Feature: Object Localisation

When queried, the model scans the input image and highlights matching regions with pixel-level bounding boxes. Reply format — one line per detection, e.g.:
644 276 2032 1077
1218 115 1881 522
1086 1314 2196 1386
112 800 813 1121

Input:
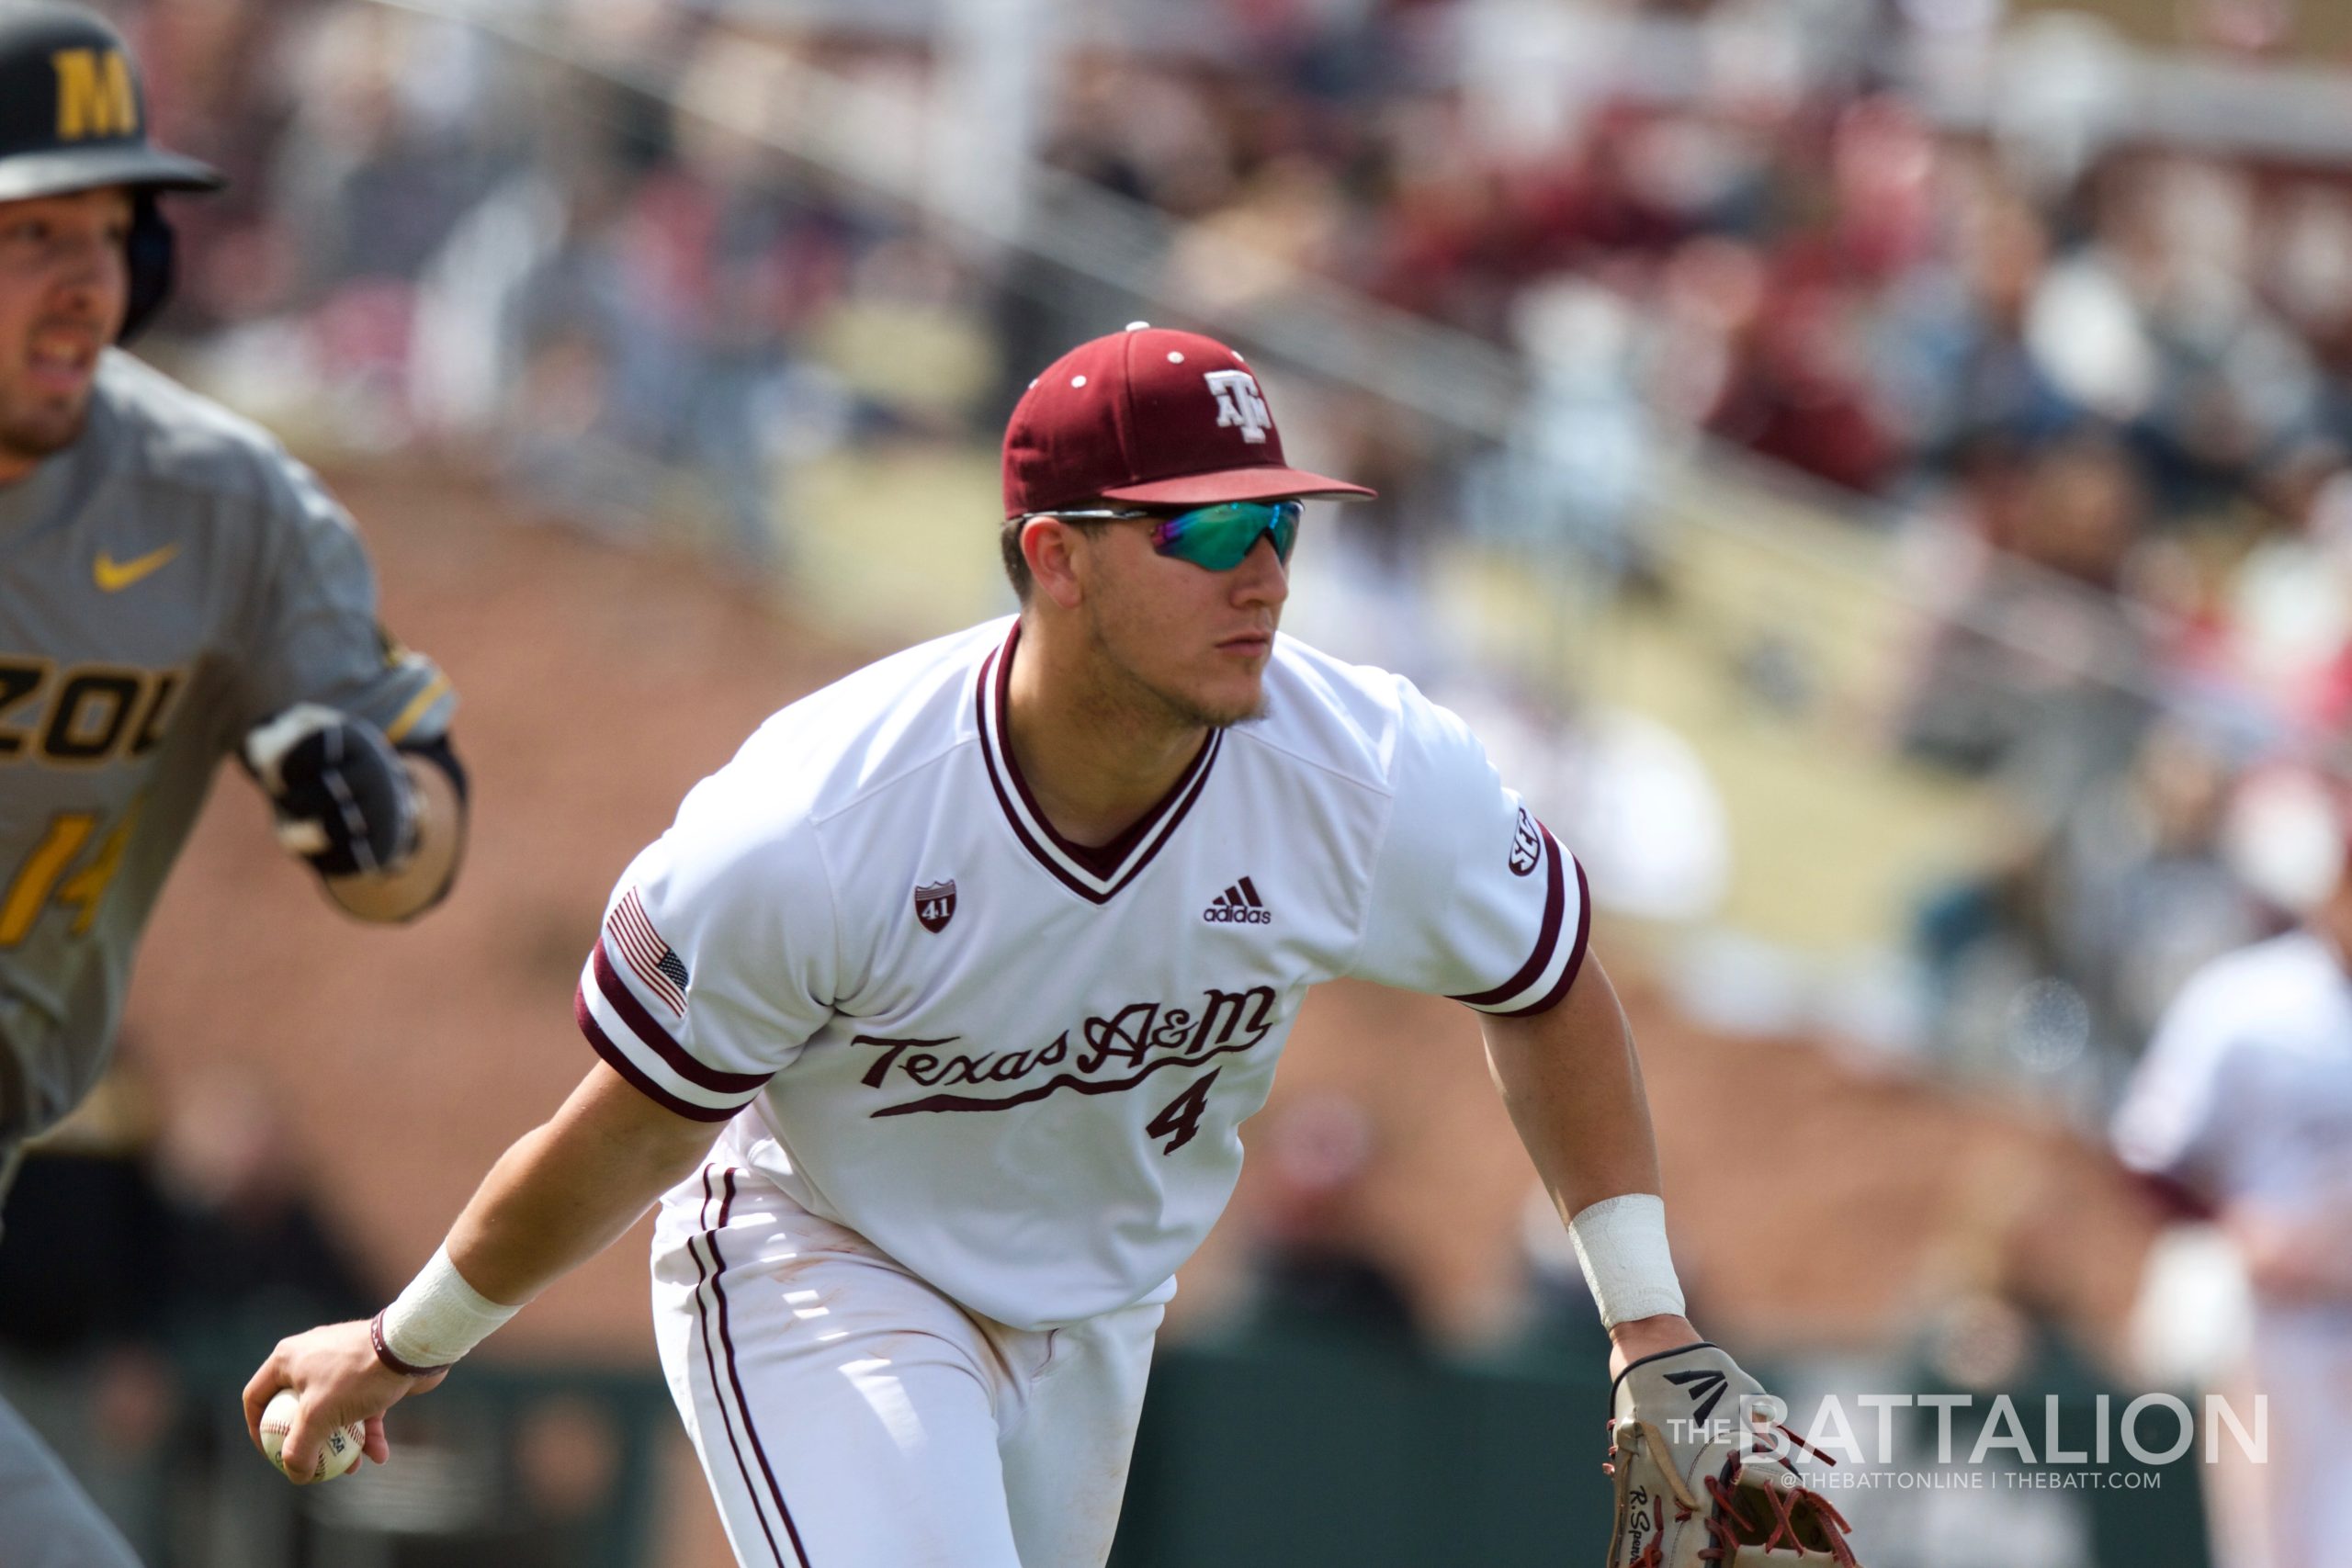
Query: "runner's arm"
321 748 466 921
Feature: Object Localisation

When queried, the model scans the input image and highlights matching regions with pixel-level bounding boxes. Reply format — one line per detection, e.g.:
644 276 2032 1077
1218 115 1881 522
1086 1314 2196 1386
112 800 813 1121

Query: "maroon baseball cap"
1002 324 1376 518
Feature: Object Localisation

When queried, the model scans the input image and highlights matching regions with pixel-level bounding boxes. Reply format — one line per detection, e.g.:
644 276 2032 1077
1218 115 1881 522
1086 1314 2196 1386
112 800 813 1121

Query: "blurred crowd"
1035 6 2352 1107
0 1056 375 1564
92 0 2352 1115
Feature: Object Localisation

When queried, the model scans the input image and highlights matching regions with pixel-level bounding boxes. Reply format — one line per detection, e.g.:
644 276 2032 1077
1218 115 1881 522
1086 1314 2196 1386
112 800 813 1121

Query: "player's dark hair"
1000 515 1032 600
1001 511 1109 603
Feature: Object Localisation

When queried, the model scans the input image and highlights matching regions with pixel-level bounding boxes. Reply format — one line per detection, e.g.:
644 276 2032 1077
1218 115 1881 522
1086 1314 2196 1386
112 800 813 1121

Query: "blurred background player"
2112 776 2352 1568
0 6 466 1563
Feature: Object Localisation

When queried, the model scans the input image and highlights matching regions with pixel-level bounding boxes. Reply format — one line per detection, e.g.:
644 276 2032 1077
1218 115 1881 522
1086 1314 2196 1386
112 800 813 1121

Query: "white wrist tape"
1567 1192 1685 1329
377 1245 520 1371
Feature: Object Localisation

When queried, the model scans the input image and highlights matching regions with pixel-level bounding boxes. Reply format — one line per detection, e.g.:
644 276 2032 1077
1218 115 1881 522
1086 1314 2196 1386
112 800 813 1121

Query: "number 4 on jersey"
1146 1069 1219 1155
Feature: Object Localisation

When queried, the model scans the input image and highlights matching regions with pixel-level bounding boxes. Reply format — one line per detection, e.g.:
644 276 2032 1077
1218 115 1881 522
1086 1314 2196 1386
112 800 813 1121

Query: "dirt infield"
119 465 2165 1560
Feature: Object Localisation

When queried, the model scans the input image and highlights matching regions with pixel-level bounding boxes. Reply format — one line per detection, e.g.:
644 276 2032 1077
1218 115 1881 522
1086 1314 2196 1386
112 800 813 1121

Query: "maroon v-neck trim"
992 624 1216 871
975 622 1220 905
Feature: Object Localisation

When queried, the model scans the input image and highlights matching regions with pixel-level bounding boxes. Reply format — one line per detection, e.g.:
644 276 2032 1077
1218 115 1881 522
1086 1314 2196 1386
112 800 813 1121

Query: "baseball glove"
1603 1342 1859 1567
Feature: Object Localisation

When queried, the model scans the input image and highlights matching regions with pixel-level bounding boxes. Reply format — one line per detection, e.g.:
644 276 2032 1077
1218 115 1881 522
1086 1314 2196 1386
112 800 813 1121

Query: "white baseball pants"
2205 1317 2352 1568
650 1159 1162 1568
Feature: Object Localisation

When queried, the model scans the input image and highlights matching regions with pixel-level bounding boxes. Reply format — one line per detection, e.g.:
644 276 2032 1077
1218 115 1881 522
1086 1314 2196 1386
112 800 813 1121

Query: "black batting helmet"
0 3 223 342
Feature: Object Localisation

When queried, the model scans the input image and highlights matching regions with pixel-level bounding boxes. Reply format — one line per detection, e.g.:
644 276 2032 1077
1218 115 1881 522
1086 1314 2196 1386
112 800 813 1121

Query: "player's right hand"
243 704 418 877
243 1321 447 1483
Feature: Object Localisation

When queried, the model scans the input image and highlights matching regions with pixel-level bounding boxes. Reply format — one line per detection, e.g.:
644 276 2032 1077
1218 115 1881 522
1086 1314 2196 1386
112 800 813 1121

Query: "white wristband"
1567 1193 1686 1329
374 1245 520 1373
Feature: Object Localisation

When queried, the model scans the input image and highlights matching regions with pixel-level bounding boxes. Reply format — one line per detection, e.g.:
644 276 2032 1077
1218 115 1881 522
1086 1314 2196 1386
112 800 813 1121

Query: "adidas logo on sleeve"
1202 876 1272 924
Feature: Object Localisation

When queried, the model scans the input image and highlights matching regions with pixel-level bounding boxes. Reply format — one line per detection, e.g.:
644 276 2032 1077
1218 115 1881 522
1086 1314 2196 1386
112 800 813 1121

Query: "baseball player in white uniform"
2113 844 2352 1568
246 326 1804 1567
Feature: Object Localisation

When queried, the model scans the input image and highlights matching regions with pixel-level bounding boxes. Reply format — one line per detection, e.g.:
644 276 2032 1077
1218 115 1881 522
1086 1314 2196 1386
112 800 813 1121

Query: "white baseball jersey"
2113 931 2352 1220
579 617 1588 1331
2113 931 2352 1568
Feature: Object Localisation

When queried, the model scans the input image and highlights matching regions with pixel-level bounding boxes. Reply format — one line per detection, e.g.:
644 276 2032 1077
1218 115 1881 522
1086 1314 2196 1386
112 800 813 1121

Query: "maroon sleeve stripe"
1450 820 1566 1007
1494 855 1591 1018
593 942 770 1094
576 987 752 1123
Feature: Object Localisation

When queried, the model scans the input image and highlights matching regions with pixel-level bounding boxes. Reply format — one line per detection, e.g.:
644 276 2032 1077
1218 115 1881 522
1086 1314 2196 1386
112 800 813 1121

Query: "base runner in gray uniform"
0 7 470 1561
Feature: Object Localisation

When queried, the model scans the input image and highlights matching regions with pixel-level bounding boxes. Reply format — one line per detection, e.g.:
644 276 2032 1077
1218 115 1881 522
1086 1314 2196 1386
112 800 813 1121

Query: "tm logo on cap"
1204 371 1272 445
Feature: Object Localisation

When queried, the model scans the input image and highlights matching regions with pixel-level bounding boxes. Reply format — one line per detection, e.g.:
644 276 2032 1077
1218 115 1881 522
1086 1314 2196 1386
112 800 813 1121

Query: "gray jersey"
0 351 454 1142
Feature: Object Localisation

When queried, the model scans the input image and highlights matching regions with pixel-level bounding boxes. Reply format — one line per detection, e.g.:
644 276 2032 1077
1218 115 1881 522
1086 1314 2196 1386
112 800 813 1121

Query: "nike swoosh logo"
94 545 179 592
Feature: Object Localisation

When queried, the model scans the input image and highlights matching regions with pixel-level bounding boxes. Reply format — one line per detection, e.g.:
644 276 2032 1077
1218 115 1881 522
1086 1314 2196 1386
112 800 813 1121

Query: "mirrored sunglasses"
1029 499 1303 571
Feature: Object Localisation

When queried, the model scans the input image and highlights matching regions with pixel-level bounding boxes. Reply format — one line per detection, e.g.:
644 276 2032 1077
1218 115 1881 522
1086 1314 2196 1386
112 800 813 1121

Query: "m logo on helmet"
52 49 137 141
1204 371 1272 445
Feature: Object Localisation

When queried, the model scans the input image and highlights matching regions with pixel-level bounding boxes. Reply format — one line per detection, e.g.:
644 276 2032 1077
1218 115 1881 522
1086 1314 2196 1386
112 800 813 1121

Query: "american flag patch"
606 888 689 1015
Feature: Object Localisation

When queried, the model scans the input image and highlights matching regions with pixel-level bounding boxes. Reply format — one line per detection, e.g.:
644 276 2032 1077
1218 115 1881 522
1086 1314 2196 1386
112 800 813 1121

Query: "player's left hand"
243 1320 447 1483
1602 1341 1860 1565
243 705 417 877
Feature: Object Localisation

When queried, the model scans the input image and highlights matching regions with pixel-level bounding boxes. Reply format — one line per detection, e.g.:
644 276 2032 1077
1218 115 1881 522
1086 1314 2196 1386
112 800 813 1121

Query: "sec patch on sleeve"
1510 805 1542 876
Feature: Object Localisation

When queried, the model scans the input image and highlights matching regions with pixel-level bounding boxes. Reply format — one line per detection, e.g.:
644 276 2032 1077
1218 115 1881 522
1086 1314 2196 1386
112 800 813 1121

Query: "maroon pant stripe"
690 1166 791 1567
709 1168 816 1566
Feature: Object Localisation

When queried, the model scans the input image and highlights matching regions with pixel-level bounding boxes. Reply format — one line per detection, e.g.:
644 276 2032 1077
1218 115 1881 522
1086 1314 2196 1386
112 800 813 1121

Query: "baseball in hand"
259 1389 365 1483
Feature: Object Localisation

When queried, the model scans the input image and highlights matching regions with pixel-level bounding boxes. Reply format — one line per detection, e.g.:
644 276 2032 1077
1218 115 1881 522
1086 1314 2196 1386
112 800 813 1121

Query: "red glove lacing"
1608 1420 1860 1567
